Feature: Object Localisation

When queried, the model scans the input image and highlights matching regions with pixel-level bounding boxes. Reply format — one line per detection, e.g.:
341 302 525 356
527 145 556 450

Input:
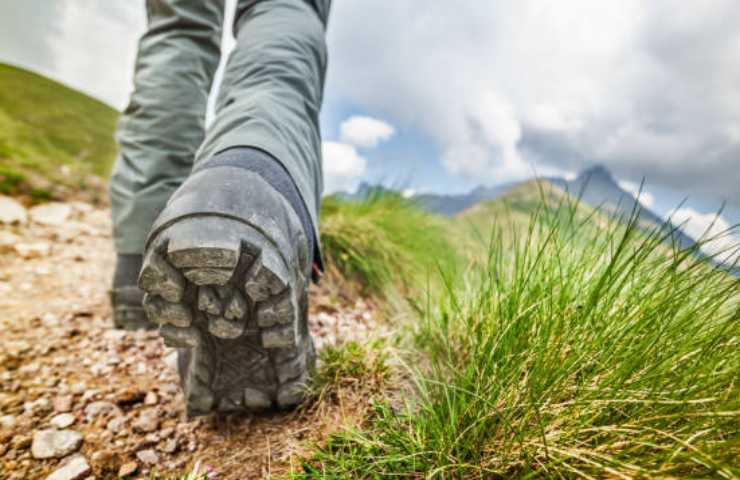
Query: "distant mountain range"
352 165 666 220
343 165 738 276
545 165 696 250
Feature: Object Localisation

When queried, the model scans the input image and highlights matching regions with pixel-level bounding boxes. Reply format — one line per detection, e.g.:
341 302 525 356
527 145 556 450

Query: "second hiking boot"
138 149 315 416
111 254 154 330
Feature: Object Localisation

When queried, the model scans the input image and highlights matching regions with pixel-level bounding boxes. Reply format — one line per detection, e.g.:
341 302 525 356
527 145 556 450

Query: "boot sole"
139 215 314 416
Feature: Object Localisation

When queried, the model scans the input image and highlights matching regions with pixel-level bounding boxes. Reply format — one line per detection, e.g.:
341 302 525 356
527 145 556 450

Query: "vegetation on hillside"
296 191 740 478
319 192 457 296
0 63 118 202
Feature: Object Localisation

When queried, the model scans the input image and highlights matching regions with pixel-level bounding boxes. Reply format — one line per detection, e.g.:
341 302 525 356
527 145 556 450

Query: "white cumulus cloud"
618 180 655 208
669 207 740 266
321 141 367 194
339 115 395 148
326 0 740 203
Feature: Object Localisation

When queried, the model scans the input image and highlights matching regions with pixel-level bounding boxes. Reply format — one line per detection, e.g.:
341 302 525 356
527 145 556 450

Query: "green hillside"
0 63 118 202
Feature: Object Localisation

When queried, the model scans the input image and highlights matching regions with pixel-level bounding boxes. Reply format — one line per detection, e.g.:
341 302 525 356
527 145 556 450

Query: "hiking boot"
138 149 315 416
111 254 155 330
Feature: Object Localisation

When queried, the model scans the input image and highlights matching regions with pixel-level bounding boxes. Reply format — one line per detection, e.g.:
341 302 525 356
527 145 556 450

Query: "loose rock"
0 195 27 224
90 449 118 472
15 242 51 259
31 429 83 459
136 448 159 465
84 401 119 421
69 201 93 214
133 408 159 433
106 416 126 432
0 414 16 430
0 231 21 253
24 397 52 414
116 387 145 406
70 382 87 395
11 434 31 449
53 395 74 413
118 461 138 477
144 391 158 406
160 438 178 454
79 389 99 404
50 413 76 429
46 454 90 480
29 202 72 226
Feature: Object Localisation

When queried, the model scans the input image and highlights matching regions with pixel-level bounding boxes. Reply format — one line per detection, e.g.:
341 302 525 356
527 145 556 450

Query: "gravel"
0 201 387 479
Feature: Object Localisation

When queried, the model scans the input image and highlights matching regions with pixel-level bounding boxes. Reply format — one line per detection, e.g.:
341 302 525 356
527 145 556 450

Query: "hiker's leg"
110 0 225 256
194 0 331 258
138 0 331 415
109 0 224 329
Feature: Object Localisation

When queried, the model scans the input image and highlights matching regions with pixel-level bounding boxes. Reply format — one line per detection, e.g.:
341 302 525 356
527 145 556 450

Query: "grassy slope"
295 184 739 479
0 63 118 201
320 192 459 297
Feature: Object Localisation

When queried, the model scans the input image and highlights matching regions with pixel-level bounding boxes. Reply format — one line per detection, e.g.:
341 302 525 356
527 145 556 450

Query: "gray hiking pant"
109 0 330 255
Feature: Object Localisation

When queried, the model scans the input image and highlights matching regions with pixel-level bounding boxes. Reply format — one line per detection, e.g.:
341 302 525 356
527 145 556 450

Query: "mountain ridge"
341 165 740 275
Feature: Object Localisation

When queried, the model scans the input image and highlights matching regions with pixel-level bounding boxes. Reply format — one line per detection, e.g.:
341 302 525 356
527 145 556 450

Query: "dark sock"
113 254 143 288
196 147 316 264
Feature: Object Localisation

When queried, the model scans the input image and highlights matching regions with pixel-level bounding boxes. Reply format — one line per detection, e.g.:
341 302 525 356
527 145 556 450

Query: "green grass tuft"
296 195 740 478
320 192 457 295
311 340 390 396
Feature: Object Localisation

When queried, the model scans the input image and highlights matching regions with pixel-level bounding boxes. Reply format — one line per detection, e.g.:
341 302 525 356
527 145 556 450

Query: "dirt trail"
0 201 382 479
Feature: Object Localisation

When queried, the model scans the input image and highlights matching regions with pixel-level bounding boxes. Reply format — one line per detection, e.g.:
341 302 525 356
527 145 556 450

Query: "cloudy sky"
1 0 738 255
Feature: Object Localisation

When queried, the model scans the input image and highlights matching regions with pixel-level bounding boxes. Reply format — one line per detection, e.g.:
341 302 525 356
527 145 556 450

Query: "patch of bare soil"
0 199 387 479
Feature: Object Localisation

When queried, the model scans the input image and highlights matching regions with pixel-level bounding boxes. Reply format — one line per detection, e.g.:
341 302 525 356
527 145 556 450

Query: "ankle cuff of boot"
195 147 317 273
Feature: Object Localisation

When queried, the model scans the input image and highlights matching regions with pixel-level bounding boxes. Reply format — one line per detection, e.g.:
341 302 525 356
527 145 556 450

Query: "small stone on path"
71 382 87 395
144 391 158 405
11 434 31 449
24 397 52 414
29 202 72 226
70 201 93 214
136 448 159 465
45 454 90 480
133 408 159 433
15 242 51 259
53 395 73 413
106 416 126 432
160 438 178 454
84 401 119 421
118 461 138 477
50 413 76 429
103 329 127 342
0 414 16 429
31 429 83 459
0 231 21 253
0 195 27 224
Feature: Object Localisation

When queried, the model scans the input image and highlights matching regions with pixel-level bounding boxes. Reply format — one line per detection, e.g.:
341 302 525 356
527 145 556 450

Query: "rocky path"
0 197 383 479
